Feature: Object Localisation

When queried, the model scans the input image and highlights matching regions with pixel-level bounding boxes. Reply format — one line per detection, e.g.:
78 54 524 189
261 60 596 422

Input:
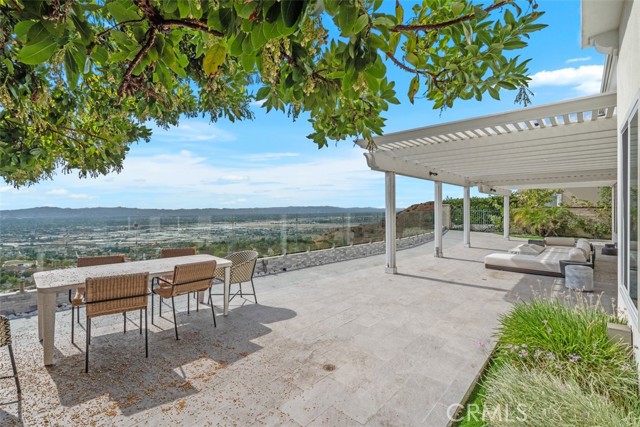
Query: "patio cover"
356 92 617 191
356 92 617 270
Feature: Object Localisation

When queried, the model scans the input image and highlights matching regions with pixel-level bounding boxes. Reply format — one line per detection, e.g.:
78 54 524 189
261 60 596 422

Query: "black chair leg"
187 293 190 315
159 296 163 318
139 309 143 335
144 309 148 358
250 279 258 304
151 293 155 326
123 313 127 334
171 296 179 340
85 318 91 373
239 283 243 297
208 290 217 328
77 306 81 325
7 344 20 395
71 305 75 344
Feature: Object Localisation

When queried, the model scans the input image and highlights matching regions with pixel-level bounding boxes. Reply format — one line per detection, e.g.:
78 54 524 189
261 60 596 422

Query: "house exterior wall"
615 0 640 358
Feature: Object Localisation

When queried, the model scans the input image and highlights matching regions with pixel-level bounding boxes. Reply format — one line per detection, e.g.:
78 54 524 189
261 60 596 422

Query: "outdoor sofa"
484 237 595 277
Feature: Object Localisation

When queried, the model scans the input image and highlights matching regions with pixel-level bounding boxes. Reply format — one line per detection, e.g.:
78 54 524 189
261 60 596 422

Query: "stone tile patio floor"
0 231 617 426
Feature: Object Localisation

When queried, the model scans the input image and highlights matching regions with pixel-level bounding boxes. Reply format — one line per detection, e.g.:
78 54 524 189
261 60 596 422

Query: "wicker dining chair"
0 315 20 395
159 247 197 286
84 272 149 373
70 255 126 344
151 260 217 340
213 250 259 304
160 247 197 258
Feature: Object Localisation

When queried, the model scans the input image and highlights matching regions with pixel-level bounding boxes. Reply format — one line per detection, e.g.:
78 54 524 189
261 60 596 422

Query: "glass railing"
0 211 434 293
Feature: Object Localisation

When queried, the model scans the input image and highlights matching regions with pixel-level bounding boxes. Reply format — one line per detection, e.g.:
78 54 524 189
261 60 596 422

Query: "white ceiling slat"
605 106 614 118
356 92 616 147
359 92 617 190
397 119 615 159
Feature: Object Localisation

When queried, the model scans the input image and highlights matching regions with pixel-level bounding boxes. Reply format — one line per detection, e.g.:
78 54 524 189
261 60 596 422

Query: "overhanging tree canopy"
0 0 544 186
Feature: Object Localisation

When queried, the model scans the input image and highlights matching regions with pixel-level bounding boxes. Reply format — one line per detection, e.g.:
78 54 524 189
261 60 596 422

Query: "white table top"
34 254 232 293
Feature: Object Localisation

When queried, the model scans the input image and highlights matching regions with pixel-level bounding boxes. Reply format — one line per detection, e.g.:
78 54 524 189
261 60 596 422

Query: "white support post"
434 181 443 257
463 185 471 247
385 172 397 274
503 195 510 240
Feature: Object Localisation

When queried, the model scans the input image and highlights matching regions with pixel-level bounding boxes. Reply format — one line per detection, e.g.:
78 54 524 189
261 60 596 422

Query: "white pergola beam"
358 92 616 148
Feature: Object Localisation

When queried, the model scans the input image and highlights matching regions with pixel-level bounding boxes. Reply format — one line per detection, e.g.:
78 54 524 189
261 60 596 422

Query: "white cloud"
18 148 381 208
250 99 266 107
218 175 250 182
566 56 591 64
529 65 603 96
245 152 300 162
0 186 14 193
149 121 236 144
46 188 94 200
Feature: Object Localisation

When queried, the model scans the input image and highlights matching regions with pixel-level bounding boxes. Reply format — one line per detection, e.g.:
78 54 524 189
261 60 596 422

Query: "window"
623 108 639 309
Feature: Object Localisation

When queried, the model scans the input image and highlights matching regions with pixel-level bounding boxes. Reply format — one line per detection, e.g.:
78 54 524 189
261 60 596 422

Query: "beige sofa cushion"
567 248 587 262
544 237 576 247
576 239 592 259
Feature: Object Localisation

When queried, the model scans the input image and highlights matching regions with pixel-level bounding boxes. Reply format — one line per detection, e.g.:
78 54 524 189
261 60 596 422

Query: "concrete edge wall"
0 230 441 316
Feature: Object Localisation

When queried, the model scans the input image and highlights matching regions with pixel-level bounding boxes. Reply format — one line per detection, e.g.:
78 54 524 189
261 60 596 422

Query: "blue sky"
0 0 606 210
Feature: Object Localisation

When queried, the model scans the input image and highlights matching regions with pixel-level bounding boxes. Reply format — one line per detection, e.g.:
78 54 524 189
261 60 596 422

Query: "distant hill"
0 206 386 220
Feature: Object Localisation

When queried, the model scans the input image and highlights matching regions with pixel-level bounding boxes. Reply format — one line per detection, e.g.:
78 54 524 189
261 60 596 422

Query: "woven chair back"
0 315 11 347
217 250 258 284
78 255 125 267
85 273 149 318
169 261 217 296
160 247 197 258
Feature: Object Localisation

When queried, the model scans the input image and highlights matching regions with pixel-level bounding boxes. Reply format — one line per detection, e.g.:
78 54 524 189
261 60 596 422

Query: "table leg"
224 266 230 316
38 292 57 366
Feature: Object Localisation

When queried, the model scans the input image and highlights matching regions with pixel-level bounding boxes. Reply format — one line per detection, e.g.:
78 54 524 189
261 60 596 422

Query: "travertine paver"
0 231 616 426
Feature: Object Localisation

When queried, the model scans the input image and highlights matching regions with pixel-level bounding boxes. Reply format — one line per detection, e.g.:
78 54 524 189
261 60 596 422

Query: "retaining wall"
0 231 440 316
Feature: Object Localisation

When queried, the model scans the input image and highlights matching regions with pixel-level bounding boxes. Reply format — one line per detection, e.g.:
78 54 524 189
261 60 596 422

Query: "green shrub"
494 298 639 413
483 364 640 427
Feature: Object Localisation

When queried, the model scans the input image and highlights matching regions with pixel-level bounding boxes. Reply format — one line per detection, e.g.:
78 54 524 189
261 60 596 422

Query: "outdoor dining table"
34 254 233 366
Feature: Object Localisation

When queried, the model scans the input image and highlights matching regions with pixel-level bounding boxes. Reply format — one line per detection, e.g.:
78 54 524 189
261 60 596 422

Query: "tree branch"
118 27 157 100
162 19 223 37
95 18 146 40
390 1 511 33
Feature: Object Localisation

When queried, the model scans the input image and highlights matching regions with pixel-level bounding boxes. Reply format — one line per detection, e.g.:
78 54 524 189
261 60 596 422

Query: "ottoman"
564 265 594 292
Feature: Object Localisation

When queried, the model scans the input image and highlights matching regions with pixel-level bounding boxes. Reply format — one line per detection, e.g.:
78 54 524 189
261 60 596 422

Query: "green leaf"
405 52 418 67
106 2 140 22
26 22 49 44
16 39 58 65
395 0 404 23
178 0 190 18
241 52 254 72
14 21 35 42
408 75 419 104
488 85 500 100
353 14 369 34
71 14 93 45
203 44 226 75
281 0 305 27
373 16 395 29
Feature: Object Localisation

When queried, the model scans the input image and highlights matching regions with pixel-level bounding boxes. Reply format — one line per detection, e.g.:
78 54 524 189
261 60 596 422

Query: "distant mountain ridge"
0 206 385 219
